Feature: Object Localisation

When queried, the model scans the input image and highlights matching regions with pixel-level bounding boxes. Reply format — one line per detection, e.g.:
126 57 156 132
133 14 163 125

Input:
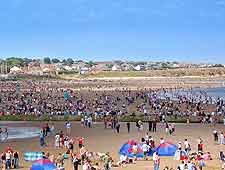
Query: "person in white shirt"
65 121 71 136
184 139 190 154
178 142 182 150
145 133 149 142
6 151 12 170
142 142 150 160
87 116 92 128
178 161 185 170
55 134 60 148
82 160 92 170
160 138 165 144
153 152 160 170
84 116 88 127
119 154 128 165
220 132 224 145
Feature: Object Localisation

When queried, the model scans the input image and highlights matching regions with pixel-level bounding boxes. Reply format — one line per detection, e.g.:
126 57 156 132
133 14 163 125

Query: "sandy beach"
0 122 224 170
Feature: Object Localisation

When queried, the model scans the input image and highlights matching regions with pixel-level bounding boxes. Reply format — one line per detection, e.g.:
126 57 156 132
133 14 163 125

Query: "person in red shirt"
78 137 84 149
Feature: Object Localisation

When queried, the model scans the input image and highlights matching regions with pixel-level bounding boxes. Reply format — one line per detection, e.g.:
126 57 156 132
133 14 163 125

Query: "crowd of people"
0 80 225 170
0 148 19 170
0 81 225 125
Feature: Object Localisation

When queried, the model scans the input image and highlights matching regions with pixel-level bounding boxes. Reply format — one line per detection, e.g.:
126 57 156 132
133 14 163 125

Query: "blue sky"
0 0 225 63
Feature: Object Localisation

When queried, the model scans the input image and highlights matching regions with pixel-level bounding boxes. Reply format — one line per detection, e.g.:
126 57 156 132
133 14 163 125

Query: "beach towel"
24 152 44 162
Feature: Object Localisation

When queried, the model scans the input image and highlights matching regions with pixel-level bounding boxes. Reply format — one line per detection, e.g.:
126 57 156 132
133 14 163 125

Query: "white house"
134 65 145 71
134 65 141 71
63 65 73 71
112 65 121 71
80 67 90 74
10 66 22 74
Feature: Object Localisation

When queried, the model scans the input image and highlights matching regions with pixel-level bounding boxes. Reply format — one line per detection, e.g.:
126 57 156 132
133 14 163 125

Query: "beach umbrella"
31 159 56 170
156 142 178 156
119 140 154 158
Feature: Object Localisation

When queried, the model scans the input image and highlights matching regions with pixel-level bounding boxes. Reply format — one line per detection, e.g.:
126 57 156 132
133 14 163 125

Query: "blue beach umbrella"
31 159 56 170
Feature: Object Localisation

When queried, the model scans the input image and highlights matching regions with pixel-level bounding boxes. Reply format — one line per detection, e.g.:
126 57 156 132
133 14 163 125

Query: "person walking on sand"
138 120 143 132
4 128 8 142
220 132 224 145
142 142 150 160
72 153 81 170
153 120 157 132
39 130 45 147
136 120 140 132
213 130 218 143
184 139 191 154
148 120 152 132
197 137 203 152
126 122 130 133
87 116 92 128
153 152 160 170
65 121 72 136
116 122 120 133
55 133 60 148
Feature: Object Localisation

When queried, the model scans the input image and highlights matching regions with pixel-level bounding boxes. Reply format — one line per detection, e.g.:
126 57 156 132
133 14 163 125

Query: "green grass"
58 68 225 79
0 114 223 123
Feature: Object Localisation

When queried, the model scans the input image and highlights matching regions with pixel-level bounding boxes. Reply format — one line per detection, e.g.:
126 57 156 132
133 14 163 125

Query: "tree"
212 64 224 68
61 58 74 65
43 57 51 64
66 58 74 65
86 61 96 67
106 64 113 69
23 58 33 66
52 58 61 63
5 57 25 68
161 63 169 69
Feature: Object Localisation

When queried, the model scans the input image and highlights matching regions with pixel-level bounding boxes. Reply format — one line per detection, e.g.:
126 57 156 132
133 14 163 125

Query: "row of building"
2 61 225 75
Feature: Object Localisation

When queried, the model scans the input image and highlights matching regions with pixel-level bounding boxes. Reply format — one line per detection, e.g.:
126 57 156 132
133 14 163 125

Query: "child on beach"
132 143 138 161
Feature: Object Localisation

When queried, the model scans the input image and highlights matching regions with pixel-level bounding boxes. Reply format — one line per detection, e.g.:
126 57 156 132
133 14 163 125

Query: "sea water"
159 87 225 101
0 126 40 140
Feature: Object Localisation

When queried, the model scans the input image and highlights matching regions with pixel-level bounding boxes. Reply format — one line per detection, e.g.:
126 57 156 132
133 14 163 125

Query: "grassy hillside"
60 67 225 79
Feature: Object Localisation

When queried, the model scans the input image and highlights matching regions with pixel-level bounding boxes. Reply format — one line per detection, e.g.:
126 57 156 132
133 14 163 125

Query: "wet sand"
0 122 224 170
